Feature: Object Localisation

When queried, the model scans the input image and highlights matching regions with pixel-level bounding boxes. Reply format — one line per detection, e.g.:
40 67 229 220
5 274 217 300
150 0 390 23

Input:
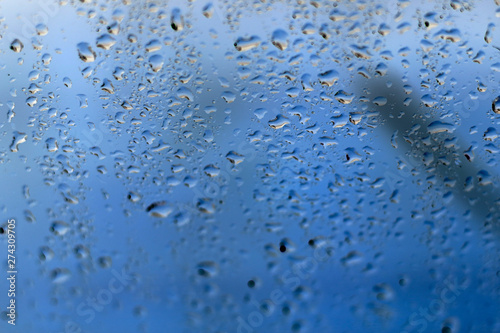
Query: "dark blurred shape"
356 72 500 235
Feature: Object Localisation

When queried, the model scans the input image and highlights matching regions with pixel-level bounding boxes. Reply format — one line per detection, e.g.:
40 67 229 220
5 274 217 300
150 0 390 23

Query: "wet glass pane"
0 0 499 332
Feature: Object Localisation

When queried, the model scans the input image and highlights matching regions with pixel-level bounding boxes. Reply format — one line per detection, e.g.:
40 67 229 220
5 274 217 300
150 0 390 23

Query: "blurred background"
0 0 499 332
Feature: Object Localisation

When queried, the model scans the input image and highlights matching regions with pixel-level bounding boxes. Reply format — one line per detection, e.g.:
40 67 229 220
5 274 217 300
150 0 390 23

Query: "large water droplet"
492 96 500 114
427 121 455 134
271 29 289 50
149 54 164 72
146 201 173 218
171 8 184 31
10 131 27 152
197 261 219 277
234 36 261 51
96 34 116 50
318 70 339 87
10 39 23 52
268 115 290 129
77 42 96 62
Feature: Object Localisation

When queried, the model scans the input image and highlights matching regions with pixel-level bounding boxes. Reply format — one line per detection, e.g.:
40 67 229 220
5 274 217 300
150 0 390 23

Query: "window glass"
0 0 499 332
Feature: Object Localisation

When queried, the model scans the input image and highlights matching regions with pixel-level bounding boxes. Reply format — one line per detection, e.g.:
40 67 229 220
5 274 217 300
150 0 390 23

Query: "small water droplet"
197 261 219 277
51 268 71 284
202 3 214 18
39 246 54 261
10 131 27 152
50 221 70 236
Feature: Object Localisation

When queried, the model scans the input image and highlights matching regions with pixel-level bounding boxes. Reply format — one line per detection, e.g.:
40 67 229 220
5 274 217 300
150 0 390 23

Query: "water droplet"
42 53 52 65
26 96 37 107
483 127 498 141
10 39 23 52
81 66 93 78
335 90 354 104
318 70 339 87
226 151 244 165
254 108 267 119
271 29 288 50
149 54 164 72
146 201 172 218
350 44 372 59
77 42 96 62
221 91 236 103
63 77 72 88
101 78 115 94
145 39 162 53
173 212 190 226
107 22 120 35
234 36 261 51
171 8 184 31
36 23 49 36
427 121 455 134
301 22 316 35
434 28 461 42
202 3 214 18
422 94 438 107
341 251 363 266
378 23 391 36
492 96 500 114
50 221 70 236
203 164 220 177
77 94 88 108
477 170 492 186
128 34 137 43
372 96 387 106
127 191 142 203
10 131 27 152
373 283 394 301
96 34 116 50
197 261 219 277
268 115 290 129
133 306 148 318
98 256 112 268
45 138 58 152
176 87 194 101
197 198 215 214
51 268 71 284
39 246 54 261
74 245 90 259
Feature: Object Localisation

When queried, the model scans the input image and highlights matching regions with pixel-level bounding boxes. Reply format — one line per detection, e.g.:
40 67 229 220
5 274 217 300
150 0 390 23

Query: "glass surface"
0 0 499 332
